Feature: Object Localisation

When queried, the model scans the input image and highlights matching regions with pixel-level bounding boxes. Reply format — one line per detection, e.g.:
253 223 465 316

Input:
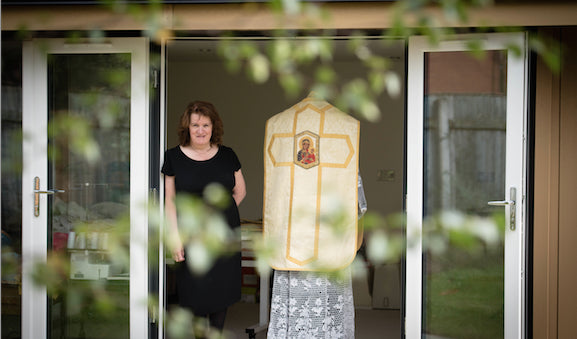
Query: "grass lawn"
425 255 504 339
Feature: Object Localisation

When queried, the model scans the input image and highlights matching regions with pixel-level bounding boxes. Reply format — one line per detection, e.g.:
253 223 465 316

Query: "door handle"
488 187 516 231
34 176 65 217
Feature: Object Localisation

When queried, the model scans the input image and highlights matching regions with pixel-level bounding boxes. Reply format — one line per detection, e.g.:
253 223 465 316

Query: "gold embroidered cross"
266 101 355 266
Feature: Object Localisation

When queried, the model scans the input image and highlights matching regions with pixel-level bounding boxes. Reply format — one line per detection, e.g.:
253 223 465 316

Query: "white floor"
224 302 401 339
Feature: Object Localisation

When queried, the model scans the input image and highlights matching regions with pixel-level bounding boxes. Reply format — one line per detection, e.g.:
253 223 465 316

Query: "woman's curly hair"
178 101 224 146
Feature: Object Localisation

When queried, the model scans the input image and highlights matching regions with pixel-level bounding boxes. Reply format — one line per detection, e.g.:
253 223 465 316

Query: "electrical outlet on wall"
377 169 396 182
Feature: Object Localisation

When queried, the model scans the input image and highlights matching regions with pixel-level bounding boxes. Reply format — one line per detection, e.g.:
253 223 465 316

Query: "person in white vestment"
264 95 364 338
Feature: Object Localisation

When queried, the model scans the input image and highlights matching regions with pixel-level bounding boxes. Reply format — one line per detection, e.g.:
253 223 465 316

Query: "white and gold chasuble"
263 96 360 271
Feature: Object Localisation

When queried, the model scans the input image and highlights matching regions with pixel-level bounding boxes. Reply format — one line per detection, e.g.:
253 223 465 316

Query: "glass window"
423 50 507 339
47 53 131 338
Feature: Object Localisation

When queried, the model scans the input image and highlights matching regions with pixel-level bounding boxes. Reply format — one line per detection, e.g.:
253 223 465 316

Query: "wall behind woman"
166 40 405 224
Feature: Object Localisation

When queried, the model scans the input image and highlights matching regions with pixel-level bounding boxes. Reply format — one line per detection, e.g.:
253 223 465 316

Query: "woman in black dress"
162 101 246 333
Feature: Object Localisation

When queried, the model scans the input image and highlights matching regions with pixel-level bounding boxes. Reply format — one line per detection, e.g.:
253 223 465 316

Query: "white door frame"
21 37 150 339
405 32 528 338
157 39 168 339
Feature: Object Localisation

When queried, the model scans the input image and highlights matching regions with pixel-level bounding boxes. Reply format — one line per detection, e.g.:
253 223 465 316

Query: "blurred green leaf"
248 53 270 83
166 308 194 339
203 183 231 209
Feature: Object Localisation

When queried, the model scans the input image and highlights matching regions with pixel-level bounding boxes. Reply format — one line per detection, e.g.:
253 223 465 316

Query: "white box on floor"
372 263 401 309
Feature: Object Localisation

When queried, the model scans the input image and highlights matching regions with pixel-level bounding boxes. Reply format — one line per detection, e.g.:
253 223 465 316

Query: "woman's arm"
165 175 184 262
232 169 247 206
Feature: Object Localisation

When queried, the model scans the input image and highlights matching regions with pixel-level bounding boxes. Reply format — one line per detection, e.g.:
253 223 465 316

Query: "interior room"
164 37 406 338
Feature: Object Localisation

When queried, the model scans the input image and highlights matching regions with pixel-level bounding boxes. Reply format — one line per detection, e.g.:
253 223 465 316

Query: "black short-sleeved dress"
161 145 242 315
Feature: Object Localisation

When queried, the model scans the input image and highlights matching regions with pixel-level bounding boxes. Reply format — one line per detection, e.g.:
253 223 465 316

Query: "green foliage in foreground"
4 0 563 337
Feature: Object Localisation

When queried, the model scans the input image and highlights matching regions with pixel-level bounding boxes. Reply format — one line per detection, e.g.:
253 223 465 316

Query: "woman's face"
188 113 213 147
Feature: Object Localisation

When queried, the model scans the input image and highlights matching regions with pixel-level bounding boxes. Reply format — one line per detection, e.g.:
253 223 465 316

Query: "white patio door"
22 38 150 339
406 33 527 338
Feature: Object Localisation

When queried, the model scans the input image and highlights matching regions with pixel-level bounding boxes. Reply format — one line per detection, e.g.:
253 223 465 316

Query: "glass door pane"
22 38 149 339
47 53 131 338
422 50 507 339
406 33 527 339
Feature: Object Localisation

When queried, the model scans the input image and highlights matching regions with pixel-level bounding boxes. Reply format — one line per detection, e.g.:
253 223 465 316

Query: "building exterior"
2 1 577 338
